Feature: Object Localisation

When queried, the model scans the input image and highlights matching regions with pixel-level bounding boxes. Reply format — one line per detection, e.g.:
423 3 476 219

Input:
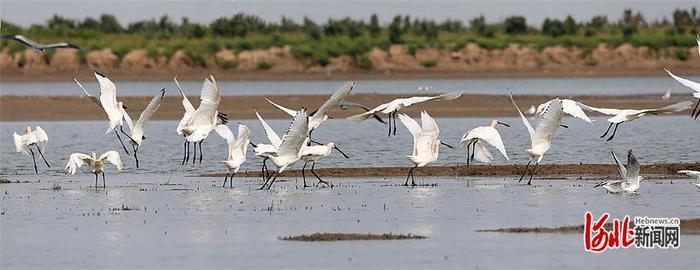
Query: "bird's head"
328 142 350 159
118 101 127 111
490 120 510 128
25 126 32 133
91 152 97 159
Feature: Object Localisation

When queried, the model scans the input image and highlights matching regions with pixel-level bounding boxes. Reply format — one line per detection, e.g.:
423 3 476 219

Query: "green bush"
675 48 689 61
112 45 132 59
17 54 26 68
257 60 272 70
584 57 598 66
357 54 372 69
219 60 238 69
421 59 437 68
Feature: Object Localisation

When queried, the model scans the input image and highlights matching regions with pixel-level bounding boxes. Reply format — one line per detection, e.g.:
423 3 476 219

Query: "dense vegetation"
1 8 699 66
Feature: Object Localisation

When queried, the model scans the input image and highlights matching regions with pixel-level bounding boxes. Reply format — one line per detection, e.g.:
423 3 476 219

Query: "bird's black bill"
440 142 455 149
333 146 350 159
560 124 569 128
497 121 510 127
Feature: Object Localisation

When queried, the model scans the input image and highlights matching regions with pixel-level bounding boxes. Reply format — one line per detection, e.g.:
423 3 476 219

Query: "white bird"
13 126 51 174
662 90 671 100
178 75 226 164
65 151 123 188
348 91 462 137
214 123 250 188
398 111 453 186
300 141 349 188
536 99 592 124
251 111 283 182
510 94 565 185
594 150 641 194
267 81 355 137
126 89 165 168
677 170 700 189
664 68 700 119
2 34 81 53
339 101 387 125
75 70 133 154
579 101 693 141
259 108 310 190
460 120 509 165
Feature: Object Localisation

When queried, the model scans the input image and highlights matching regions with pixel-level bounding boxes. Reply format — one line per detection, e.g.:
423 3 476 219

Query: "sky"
1 0 698 27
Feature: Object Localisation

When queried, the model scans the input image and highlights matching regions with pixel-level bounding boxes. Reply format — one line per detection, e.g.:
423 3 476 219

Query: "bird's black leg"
600 123 613 139
527 162 539 185
133 146 140 168
192 141 197 164
470 141 476 162
261 158 269 183
182 141 188 165
28 148 38 174
387 112 392 137
230 172 234 188
466 142 471 166
102 171 106 188
392 112 397 136
411 166 417 187
404 165 416 186
691 99 700 118
35 145 50 168
302 162 309 188
606 123 620 142
222 173 229 187
259 171 274 190
518 160 532 183
265 173 279 190
94 173 98 189
311 163 329 187
198 141 204 164
115 130 130 155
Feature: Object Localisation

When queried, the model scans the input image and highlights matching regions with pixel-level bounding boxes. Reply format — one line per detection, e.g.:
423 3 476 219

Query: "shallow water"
0 176 698 269
1 116 698 176
2 76 699 96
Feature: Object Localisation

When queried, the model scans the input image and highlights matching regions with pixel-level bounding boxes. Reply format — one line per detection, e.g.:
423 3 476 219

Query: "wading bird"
460 120 509 165
251 111 283 182
664 69 700 119
65 151 122 189
267 81 355 137
510 94 565 185
2 34 81 53
214 123 250 188
348 91 462 137
13 126 50 174
677 170 700 189
398 111 453 186
178 76 227 164
300 141 349 188
579 101 692 141
259 109 310 190
173 76 228 164
126 89 165 168
74 70 133 154
339 101 386 124
594 150 641 194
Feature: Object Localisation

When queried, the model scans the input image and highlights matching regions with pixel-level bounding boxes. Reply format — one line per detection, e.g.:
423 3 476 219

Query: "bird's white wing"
214 124 235 148
33 126 49 153
399 91 463 107
10 35 40 48
256 111 282 148
611 151 628 180
509 93 535 141
347 102 389 122
173 76 196 113
562 99 592 123
419 111 439 134
640 101 693 115
267 99 298 117
74 78 103 110
472 141 494 163
277 109 309 156
468 127 509 160
192 76 220 126
99 151 123 171
577 103 623 116
532 98 564 146
678 170 700 179
13 133 27 154
664 69 700 93
398 113 421 138
65 153 91 175
234 123 251 150
315 81 355 117
134 89 165 132
95 71 123 123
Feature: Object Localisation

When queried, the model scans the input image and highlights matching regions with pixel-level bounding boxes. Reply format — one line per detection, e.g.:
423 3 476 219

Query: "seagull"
398 111 453 186
535 99 592 124
662 90 671 100
2 34 82 53
300 141 349 188
594 150 641 194
510 94 565 185
460 120 509 166
348 91 462 137
173 76 228 165
13 126 51 174
664 69 700 119
579 101 692 141
126 89 165 168
74 70 133 154
214 123 250 188
259 108 310 190
178 75 227 164
267 81 355 137
251 111 283 182
339 101 387 125
677 170 700 189
65 151 123 189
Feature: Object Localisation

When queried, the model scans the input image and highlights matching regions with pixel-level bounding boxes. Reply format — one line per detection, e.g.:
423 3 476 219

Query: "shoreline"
0 93 694 121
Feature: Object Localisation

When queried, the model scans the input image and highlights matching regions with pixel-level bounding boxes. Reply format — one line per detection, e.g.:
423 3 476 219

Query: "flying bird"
267 81 355 137
13 126 50 174
300 141 349 188
2 34 81 53
126 89 165 168
348 91 462 137
75 70 133 154
594 150 641 194
259 108 310 190
664 69 700 119
579 101 692 141
398 111 453 186
214 123 250 188
460 120 509 166
510 94 565 185
339 100 386 125
251 111 283 182
678 170 700 189
177 75 227 164
65 151 123 189
535 99 592 123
